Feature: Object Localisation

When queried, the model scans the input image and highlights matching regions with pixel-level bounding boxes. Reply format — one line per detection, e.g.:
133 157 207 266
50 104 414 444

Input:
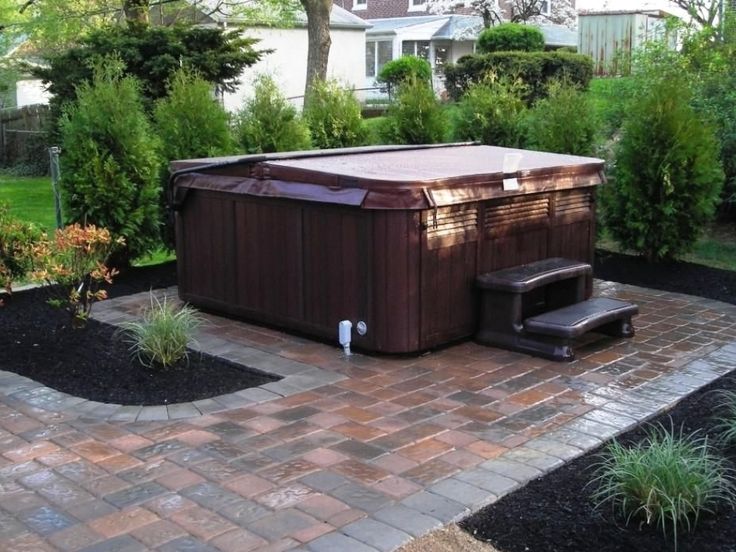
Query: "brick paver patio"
1 281 736 551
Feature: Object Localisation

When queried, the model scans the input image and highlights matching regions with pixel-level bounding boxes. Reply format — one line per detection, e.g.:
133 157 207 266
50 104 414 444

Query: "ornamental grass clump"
121 294 203 368
713 390 736 446
590 424 736 550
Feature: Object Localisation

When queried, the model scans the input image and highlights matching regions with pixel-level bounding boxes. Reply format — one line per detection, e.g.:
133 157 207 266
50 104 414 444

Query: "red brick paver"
0 282 735 551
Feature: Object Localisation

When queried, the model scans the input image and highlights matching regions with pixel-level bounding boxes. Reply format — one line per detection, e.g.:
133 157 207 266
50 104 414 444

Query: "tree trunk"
123 0 150 26
300 0 332 98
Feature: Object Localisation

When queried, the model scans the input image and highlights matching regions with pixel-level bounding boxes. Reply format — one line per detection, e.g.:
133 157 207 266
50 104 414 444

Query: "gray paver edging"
384 341 736 550
0 291 347 422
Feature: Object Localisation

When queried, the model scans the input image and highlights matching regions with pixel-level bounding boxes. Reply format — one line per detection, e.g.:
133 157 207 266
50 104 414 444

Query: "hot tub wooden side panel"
176 190 423 353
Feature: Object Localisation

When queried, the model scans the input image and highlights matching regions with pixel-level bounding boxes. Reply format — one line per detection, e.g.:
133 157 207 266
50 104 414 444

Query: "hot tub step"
524 297 638 339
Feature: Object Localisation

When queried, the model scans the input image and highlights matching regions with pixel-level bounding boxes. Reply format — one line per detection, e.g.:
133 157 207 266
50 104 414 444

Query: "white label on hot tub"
503 153 522 191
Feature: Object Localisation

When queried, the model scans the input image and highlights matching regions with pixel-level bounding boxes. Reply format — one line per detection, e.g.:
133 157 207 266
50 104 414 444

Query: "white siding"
223 26 366 112
15 79 51 107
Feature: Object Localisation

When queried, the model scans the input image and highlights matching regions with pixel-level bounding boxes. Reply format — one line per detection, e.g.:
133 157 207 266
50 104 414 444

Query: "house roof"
368 15 576 47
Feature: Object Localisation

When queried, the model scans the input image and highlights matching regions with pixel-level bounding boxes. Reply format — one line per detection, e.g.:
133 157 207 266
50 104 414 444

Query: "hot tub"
170 144 605 354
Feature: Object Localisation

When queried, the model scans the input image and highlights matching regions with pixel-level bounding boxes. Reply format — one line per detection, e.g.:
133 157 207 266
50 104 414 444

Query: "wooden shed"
578 9 678 75
170 144 605 354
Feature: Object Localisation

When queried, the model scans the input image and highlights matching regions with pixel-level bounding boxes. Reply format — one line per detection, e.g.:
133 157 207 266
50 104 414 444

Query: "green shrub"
235 75 311 153
601 71 723 262
453 77 527 147
377 55 432 94
588 77 636 140
525 80 598 156
477 23 545 54
120 293 203 368
155 69 236 162
591 425 736 550
0 203 37 296
59 61 162 266
154 69 236 248
381 78 446 145
304 79 366 149
34 25 263 132
444 51 594 103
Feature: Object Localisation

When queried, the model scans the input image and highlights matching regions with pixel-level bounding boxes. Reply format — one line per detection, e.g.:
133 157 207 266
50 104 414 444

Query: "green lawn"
598 226 736 272
0 172 174 267
0 174 58 231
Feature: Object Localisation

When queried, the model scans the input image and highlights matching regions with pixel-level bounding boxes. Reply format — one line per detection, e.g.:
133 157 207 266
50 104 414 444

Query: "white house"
209 5 370 110
8 5 370 111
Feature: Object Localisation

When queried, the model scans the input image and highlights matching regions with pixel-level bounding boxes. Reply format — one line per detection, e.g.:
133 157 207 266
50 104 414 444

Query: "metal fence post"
49 146 63 229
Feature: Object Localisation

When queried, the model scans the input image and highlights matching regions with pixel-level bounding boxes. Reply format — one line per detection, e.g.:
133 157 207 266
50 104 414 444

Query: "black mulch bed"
462 253 736 551
0 262 279 406
461 369 736 552
595 249 736 305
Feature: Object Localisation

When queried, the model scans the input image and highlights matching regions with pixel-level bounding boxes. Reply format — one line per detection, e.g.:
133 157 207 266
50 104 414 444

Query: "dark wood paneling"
233 200 303 320
420 208 478 348
176 185 598 354
302 206 372 341
372 211 421 352
179 191 235 303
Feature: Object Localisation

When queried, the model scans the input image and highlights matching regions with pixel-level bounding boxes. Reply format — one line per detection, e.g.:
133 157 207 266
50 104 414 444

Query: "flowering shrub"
30 224 123 327
0 204 37 302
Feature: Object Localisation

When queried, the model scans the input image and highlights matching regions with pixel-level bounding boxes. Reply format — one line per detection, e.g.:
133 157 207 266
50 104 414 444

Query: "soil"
398 525 497 552
460 371 736 552
0 262 279 406
594 249 736 305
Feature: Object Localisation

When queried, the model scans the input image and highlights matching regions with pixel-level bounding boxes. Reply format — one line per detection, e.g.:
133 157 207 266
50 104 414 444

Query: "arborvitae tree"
60 61 162 266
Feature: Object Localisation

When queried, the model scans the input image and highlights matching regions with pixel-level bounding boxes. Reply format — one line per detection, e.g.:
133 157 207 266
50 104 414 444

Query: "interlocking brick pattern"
1 281 735 551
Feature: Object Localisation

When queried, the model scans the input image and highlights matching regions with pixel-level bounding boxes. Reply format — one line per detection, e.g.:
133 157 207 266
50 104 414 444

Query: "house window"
434 44 449 69
402 40 430 60
408 0 427 11
353 0 367 9
366 40 393 77
539 0 550 15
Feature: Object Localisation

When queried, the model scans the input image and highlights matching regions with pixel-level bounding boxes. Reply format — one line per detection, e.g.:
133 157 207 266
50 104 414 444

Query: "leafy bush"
30 224 122 327
381 77 446 145
377 55 432 94
120 294 202 368
0 204 37 297
235 75 311 153
591 425 736 550
453 76 527 147
525 79 598 156
444 51 594 103
601 70 723 262
477 23 545 54
59 61 162 266
304 79 366 149
34 25 263 129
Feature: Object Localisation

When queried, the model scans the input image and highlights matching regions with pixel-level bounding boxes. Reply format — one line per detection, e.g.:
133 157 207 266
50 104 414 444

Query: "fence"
0 104 50 171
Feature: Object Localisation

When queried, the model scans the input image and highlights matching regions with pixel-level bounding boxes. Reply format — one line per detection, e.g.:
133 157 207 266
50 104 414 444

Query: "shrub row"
444 51 594 103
